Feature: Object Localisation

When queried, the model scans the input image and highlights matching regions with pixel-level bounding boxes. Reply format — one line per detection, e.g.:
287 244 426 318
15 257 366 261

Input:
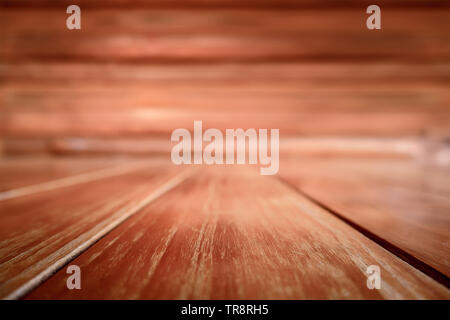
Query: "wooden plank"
2 137 427 157
279 157 450 278
280 137 425 158
2 62 448 140
0 157 127 192
2 0 448 9
3 82 449 113
0 137 171 156
0 160 190 299
3 62 450 85
1 9 449 62
3 111 449 138
26 166 449 299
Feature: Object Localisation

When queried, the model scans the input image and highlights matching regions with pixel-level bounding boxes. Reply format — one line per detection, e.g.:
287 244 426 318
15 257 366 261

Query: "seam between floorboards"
276 175 450 289
2 168 193 300
0 160 158 201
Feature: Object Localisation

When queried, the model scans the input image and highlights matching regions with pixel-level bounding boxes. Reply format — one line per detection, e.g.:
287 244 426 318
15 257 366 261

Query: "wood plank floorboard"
1 9 449 62
2 62 448 140
25 166 450 299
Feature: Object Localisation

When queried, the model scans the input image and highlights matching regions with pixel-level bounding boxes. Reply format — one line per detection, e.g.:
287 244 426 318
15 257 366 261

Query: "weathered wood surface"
4 110 448 138
25 166 449 299
1 136 430 158
1 9 449 62
2 62 449 141
0 157 126 192
0 160 189 299
3 62 450 84
3 68 449 114
1 7 449 153
279 157 450 278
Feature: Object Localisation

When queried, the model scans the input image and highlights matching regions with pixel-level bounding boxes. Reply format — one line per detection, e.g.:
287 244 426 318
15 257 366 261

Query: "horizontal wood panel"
3 111 449 138
2 137 433 158
1 9 449 62
2 61 448 145
26 166 449 299
279 157 450 277
0 161 188 299
1 0 449 301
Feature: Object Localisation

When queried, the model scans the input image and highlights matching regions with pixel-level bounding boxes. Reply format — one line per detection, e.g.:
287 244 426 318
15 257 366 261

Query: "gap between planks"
3 168 194 300
0 160 163 201
276 175 450 289
2 163 447 298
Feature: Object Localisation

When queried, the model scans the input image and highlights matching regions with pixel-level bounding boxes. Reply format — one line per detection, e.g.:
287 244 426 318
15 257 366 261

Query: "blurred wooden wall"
0 0 449 157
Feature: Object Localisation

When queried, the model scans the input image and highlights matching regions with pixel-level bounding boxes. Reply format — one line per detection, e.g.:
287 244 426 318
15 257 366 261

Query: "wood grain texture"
279 157 450 278
0 159 172 201
1 136 431 158
2 61 449 142
3 75 449 114
4 111 448 138
1 8 449 148
0 157 126 192
1 9 449 62
0 160 189 299
3 62 450 84
26 166 450 299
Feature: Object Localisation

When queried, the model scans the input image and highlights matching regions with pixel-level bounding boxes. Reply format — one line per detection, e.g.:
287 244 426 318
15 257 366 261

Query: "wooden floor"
0 0 449 299
0 157 447 299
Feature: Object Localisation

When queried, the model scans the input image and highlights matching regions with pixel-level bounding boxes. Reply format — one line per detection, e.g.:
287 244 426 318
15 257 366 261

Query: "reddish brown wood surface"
0 160 188 299
279 157 450 278
25 166 449 299
1 9 449 62
0 1 449 301
3 62 450 84
0 157 137 192
1 7 449 151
